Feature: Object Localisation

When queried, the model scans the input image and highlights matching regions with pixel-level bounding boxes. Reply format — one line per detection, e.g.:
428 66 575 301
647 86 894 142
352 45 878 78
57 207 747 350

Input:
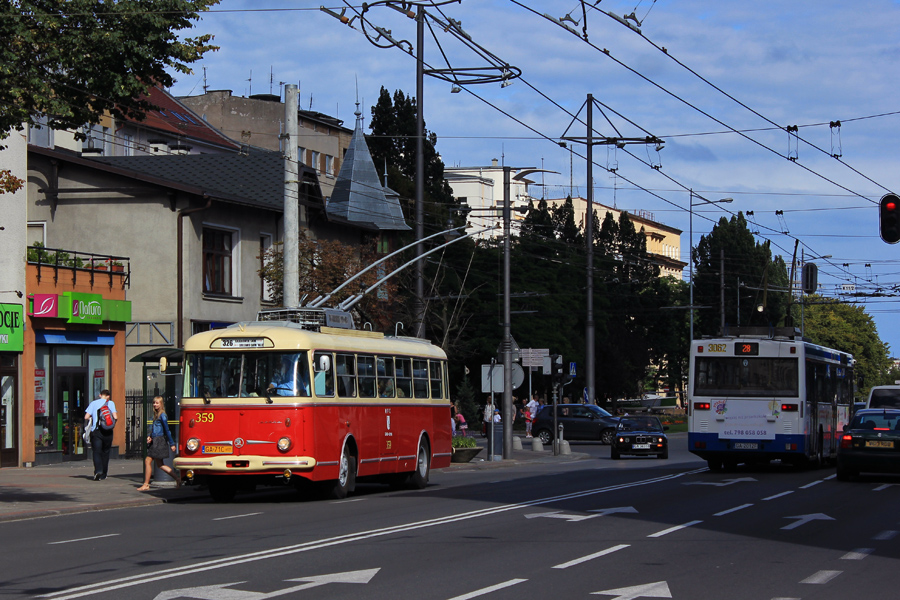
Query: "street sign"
520 348 549 367
569 362 576 376
481 364 503 393
583 387 589 404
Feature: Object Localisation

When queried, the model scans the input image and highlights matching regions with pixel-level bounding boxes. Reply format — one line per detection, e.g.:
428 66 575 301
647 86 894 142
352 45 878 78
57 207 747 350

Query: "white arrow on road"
683 477 756 487
587 507 639 517
524 510 597 522
781 513 835 530
152 569 380 600
591 581 672 599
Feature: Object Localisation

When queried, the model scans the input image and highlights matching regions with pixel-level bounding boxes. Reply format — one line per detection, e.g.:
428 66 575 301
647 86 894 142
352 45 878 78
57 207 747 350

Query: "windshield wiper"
203 388 211 405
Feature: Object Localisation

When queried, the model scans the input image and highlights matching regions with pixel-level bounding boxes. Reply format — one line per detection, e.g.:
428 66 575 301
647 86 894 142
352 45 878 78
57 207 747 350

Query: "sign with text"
29 294 131 323
61 292 103 324
0 304 24 352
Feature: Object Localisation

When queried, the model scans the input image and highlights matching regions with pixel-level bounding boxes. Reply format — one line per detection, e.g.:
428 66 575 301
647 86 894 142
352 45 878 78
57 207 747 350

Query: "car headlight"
186 438 200 452
277 437 292 452
658 437 665 443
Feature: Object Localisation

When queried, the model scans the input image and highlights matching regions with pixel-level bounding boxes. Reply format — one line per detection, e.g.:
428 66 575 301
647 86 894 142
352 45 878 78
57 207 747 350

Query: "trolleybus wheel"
208 478 237 503
409 439 431 489
707 458 723 472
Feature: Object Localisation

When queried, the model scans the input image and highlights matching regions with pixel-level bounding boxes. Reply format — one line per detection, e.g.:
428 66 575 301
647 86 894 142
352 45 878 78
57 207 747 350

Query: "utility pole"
720 248 725 334
283 84 299 308
414 5 425 338
502 167 513 458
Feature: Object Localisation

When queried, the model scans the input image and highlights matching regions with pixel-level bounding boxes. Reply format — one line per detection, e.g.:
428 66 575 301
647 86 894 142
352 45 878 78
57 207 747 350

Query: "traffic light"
801 262 818 295
880 193 900 244
550 354 564 385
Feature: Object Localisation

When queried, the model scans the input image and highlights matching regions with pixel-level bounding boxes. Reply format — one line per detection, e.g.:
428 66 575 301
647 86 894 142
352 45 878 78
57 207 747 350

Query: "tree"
0 0 218 140
796 295 892 398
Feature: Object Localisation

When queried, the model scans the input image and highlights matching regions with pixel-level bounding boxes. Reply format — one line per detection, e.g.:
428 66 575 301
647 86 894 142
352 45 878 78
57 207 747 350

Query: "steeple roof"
327 106 410 231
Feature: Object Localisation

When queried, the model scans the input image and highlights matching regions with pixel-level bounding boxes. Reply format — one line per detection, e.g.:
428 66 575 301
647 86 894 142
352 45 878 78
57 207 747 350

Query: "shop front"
0 303 25 468
23 266 131 467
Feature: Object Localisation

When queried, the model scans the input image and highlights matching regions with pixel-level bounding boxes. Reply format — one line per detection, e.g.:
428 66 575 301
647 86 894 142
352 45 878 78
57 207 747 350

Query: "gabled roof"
127 86 241 151
326 108 410 231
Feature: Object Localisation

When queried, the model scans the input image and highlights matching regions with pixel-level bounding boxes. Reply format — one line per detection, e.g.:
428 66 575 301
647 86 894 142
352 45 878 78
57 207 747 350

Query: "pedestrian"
138 396 180 491
456 408 468 436
526 393 540 424
493 408 501 423
84 389 117 481
450 401 458 436
525 406 534 438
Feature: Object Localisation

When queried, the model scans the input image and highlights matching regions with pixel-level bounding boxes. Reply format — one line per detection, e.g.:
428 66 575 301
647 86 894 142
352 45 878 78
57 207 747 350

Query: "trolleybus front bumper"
174 455 317 473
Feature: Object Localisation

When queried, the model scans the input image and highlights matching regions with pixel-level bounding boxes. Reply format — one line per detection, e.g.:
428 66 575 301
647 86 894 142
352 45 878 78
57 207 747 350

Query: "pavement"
0 437 589 523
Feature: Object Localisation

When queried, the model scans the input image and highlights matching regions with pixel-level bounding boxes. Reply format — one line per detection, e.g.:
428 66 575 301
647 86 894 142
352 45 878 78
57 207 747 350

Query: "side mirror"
316 354 332 372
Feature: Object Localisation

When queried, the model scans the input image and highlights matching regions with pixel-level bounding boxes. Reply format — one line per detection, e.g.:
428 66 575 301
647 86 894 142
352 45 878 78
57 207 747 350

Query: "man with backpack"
85 389 117 481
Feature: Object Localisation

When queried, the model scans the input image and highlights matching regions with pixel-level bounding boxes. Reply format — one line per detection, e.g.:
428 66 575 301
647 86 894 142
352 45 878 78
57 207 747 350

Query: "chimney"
491 158 498 167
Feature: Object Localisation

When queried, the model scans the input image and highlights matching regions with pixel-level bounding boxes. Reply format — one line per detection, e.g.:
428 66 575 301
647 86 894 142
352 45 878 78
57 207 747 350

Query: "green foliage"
451 436 477 448
453 377 480 431
797 295 892 398
0 0 219 140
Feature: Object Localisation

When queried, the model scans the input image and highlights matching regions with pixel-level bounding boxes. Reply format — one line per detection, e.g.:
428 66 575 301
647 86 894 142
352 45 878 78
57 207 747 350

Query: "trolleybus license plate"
733 442 758 450
202 444 233 454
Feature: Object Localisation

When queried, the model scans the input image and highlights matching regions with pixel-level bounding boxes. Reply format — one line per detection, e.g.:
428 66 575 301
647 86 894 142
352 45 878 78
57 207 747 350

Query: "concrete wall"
0 129 28 307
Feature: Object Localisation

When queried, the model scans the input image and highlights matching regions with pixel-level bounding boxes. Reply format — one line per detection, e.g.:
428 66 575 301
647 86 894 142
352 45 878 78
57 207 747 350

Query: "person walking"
84 389 117 481
137 396 180 491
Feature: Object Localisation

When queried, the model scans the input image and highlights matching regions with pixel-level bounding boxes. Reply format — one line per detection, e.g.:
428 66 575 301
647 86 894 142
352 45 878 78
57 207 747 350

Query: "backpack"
98 400 115 431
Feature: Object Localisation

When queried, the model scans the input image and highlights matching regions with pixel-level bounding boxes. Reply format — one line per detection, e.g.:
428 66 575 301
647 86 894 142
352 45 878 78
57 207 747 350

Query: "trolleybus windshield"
694 357 799 397
186 351 311 398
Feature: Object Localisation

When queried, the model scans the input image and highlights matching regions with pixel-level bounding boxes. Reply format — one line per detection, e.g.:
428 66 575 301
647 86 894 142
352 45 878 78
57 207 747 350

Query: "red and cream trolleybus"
174 308 452 501
688 327 854 471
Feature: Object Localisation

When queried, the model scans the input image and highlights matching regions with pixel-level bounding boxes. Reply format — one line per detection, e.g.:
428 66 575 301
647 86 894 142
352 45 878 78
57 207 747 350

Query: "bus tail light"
694 402 711 410
693 441 706 449
277 437 293 452
781 404 798 412
785 443 797 450
841 434 853 449
186 438 200 452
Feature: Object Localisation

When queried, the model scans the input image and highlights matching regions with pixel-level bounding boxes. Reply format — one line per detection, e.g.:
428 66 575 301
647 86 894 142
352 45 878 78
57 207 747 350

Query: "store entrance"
55 372 88 460
0 366 17 468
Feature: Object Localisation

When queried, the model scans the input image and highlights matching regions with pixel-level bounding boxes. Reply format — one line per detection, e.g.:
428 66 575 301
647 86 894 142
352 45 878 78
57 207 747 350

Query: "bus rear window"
869 389 900 409
694 357 799 397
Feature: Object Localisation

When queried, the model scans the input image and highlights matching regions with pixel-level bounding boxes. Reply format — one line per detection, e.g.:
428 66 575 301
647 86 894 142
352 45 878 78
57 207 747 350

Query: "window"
313 352 334 397
298 147 306 165
430 361 442 399
377 357 395 398
358 356 376 398
29 115 53 148
203 228 234 295
336 354 356 397
122 133 134 156
311 151 320 173
325 155 335 177
260 234 274 302
395 358 412 398
413 359 429 399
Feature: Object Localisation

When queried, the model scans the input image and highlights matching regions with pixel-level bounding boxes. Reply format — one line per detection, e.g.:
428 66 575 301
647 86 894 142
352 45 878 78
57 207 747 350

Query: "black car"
532 404 619 445
611 415 668 459
836 408 900 480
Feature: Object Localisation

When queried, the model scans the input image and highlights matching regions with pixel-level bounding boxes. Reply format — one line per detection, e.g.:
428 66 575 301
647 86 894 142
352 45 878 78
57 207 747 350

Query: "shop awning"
35 331 116 346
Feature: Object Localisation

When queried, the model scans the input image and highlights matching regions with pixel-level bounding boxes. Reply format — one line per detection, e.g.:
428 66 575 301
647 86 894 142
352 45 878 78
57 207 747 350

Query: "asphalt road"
4 435 900 600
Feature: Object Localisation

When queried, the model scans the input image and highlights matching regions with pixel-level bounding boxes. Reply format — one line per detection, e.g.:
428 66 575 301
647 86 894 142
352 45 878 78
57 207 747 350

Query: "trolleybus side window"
358 355 376 398
443 360 450 400
395 357 412 398
335 353 356 397
377 357 395 398
430 361 442 399
313 352 334 397
413 359 429 399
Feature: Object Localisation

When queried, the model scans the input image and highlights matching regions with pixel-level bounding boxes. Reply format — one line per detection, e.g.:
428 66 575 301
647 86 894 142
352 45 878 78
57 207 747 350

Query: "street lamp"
689 191 733 341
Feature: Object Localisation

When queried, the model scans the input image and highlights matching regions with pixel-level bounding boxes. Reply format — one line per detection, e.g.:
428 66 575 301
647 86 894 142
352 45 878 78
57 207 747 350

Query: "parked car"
836 408 900 480
532 404 619 445
866 386 900 409
611 415 668 459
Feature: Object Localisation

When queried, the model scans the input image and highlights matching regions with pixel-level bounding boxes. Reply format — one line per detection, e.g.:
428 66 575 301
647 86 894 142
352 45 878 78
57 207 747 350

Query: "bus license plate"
866 440 894 449
734 442 758 450
202 444 233 454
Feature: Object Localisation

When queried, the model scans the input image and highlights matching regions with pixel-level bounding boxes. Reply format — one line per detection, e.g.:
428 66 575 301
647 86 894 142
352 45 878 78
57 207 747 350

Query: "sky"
167 0 900 353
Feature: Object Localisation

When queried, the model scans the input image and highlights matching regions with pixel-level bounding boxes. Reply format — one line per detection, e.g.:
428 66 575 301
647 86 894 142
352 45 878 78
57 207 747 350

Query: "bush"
452 436 477 448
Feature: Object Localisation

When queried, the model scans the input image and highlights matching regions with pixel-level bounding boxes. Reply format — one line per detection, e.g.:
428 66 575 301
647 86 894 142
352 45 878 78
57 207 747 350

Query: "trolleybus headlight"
186 438 200 452
277 437 292 452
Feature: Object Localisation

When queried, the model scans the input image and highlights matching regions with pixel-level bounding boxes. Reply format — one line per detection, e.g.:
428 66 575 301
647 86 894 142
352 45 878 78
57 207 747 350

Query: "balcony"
27 244 130 288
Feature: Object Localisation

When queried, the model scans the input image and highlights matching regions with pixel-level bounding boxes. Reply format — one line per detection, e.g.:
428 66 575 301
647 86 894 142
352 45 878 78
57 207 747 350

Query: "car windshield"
851 412 900 431
587 405 613 417
869 389 900 409
617 417 663 432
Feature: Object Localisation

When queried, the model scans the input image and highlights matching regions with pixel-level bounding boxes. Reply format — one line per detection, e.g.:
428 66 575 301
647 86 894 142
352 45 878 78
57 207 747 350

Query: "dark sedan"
611 415 668 459
837 408 900 480
532 404 619 445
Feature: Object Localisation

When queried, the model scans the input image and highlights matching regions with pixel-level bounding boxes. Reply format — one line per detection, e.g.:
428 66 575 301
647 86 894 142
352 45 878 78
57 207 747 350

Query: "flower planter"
450 447 483 463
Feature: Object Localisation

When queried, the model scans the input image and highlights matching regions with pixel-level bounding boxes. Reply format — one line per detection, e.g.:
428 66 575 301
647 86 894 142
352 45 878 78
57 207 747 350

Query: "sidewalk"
0 438 589 522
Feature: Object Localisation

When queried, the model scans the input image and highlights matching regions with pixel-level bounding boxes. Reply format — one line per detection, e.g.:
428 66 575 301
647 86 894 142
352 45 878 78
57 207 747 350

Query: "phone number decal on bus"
722 429 769 437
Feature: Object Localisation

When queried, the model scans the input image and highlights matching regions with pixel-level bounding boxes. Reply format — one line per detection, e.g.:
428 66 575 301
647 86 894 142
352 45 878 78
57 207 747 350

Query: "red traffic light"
880 193 900 244
887 201 897 211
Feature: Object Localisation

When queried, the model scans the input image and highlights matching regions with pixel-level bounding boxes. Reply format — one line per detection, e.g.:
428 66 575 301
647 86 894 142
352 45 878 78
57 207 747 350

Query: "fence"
124 389 146 457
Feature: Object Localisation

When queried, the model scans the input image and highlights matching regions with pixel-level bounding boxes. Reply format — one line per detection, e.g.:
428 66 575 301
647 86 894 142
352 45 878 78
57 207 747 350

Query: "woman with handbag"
137 396 180 491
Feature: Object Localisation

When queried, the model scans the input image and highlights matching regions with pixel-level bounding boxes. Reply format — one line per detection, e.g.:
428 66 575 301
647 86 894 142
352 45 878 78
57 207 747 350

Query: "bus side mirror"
316 355 332 372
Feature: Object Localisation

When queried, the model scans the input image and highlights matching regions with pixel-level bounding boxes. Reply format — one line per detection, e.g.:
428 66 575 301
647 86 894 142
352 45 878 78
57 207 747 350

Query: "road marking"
445 578 527 600
587 507 639 517
800 570 841 584
714 503 753 516
212 512 262 521
799 480 823 489
49 534 120 545
39 468 707 600
823 474 836 480
648 520 702 538
873 530 898 540
331 498 366 504
873 484 899 491
592 580 672 599
683 477 756 487
524 511 596 522
762 491 793 501
841 548 873 560
152 569 380 600
553 544 630 569
781 513 835 530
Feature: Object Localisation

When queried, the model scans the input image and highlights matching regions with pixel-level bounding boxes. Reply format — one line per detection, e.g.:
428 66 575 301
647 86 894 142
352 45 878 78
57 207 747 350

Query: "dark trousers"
90 429 114 476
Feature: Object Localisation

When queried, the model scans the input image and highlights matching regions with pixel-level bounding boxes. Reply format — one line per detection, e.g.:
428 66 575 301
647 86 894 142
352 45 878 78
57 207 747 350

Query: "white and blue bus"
688 328 855 470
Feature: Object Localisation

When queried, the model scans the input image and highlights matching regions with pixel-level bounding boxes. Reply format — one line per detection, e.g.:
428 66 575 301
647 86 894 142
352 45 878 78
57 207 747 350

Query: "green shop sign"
0 303 25 352
59 293 131 324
